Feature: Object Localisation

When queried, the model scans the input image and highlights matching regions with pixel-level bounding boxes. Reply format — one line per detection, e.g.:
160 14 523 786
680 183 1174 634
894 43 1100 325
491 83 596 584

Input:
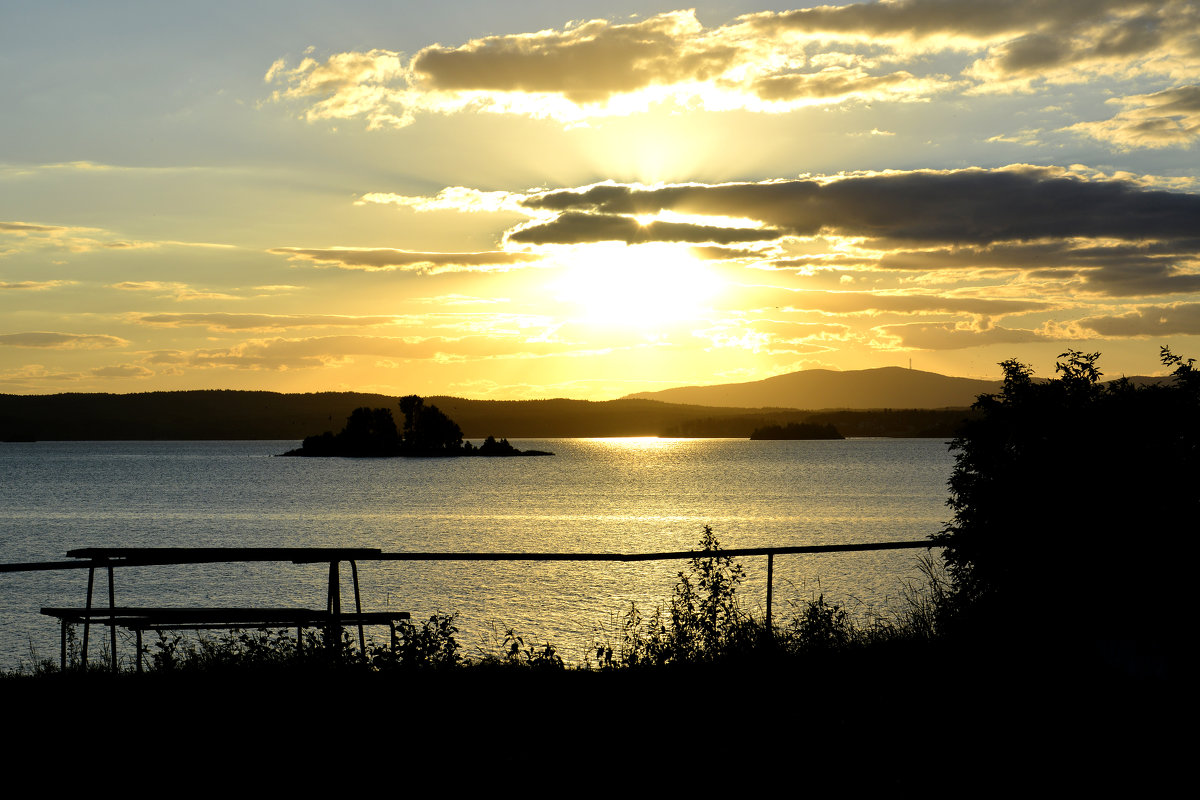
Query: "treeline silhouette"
933 347 1195 667
662 407 976 437
0 391 978 441
749 422 844 440
282 396 551 457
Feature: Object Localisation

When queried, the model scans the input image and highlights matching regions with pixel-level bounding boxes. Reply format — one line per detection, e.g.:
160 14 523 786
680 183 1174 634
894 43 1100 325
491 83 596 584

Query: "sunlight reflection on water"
0 438 954 668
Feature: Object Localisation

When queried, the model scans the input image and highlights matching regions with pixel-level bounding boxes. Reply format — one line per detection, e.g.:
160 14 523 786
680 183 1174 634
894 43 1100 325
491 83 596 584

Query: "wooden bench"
43 547 407 673
41 606 411 672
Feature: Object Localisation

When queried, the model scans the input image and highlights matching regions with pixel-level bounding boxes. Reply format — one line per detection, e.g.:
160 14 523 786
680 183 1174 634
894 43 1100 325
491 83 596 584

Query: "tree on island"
281 395 550 457
398 395 464 456
932 347 1196 657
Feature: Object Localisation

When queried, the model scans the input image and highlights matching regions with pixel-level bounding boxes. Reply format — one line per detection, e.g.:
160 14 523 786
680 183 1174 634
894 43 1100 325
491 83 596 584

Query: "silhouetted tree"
932 348 1196 651
337 406 400 456
398 394 464 456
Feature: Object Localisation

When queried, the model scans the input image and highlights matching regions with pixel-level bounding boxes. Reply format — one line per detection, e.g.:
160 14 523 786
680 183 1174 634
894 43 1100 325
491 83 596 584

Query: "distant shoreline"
0 391 977 441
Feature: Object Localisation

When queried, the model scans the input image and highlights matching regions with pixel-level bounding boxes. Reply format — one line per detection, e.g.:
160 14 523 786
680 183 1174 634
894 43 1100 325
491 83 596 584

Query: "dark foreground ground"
3 638 1176 790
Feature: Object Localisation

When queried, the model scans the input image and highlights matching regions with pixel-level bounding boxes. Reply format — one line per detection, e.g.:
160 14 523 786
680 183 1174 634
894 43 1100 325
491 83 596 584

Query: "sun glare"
551 243 723 328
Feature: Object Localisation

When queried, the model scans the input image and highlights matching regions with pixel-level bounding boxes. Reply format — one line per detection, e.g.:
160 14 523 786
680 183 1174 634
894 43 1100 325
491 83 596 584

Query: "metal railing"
2 540 939 671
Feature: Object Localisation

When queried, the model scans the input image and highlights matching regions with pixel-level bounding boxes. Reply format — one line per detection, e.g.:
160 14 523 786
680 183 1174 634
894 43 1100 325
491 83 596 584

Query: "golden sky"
3 1 1199 399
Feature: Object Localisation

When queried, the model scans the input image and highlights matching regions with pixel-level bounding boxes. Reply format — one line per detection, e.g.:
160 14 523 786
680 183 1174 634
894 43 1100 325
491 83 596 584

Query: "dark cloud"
752 68 915 101
269 247 541 271
508 212 781 246
771 255 880 269
1079 303 1200 336
1070 84 1200 149
412 11 737 104
748 0 1196 84
520 168 1200 246
878 240 1199 270
876 239 1200 296
747 0 1086 39
689 245 767 260
1078 263 1200 296
267 1 1196 132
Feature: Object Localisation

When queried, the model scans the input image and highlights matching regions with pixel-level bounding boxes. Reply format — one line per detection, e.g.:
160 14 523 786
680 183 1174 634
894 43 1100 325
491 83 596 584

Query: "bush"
618 525 758 666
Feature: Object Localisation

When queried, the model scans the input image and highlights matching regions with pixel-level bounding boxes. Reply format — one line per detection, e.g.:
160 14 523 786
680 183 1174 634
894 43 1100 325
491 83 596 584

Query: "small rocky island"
749 422 844 440
279 395 552 457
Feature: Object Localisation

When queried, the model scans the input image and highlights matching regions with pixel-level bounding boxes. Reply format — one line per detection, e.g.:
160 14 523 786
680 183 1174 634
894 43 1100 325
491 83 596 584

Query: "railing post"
108 564 117 673
326 560 341 654
766 552 774 630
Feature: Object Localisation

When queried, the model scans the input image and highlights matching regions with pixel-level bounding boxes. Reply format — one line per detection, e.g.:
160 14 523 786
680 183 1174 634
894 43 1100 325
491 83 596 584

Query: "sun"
550 242 724 329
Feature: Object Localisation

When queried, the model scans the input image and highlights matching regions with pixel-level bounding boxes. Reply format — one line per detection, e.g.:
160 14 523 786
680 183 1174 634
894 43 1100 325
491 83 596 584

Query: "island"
749 422 844 440
279 395 553 457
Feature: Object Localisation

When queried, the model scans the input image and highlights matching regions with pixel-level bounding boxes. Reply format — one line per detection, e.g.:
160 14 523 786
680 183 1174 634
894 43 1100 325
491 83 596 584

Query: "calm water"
0 438 955 669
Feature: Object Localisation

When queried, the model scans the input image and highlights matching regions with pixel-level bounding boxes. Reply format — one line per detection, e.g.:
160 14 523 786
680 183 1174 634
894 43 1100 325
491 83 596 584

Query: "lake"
0 437 955 669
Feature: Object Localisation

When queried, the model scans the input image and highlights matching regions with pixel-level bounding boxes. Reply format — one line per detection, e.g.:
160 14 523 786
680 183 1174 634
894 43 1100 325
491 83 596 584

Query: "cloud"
750 67 938 103
263 9 955 127
1078 302 1200 336
738 288 1048 317
269 247 542 272
875 239 1200 295
357 187 526 214
751 0 1199 89
90 364 154 378
0 222 68 234
515 167 1200 246
0 280 75 290
0 332 128 349
133 313 404 331
109 281 243 301
1 219 234 255
178 334 587 371
411 11 734 103
0 220 103 254
690 245 769 260
265 49 410 129
263 3 1198 128
874 322 1052 350
1068 85 1200 149
507 212 782 245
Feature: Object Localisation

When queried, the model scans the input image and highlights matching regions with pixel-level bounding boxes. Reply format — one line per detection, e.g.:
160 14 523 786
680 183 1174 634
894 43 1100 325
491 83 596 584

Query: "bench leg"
82 566 94 670
351 560 365 657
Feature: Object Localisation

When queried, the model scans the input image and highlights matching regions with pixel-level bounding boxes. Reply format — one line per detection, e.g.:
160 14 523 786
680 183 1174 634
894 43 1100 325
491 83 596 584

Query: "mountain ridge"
622 366 1004 409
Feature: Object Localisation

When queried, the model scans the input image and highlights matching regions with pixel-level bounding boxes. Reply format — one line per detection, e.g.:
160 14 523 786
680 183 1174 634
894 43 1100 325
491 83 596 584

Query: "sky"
2 0 1199 400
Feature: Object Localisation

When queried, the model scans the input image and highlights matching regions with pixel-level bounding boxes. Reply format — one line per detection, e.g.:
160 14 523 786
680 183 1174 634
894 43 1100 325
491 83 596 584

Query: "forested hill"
0 390 979 441
625 366 1003 408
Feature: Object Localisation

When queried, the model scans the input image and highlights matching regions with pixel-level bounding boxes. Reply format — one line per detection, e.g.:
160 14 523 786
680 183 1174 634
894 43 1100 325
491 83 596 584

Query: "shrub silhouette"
620 525 755 665
932 347 1196 647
